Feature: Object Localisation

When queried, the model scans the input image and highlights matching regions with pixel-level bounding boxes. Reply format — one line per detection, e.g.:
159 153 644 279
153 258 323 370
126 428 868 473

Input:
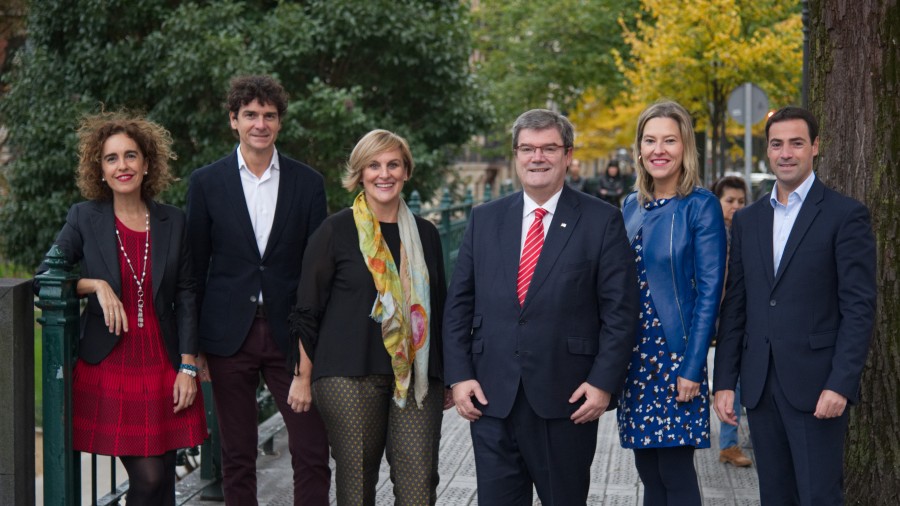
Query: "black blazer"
290 208 447 382
37 199 198 369
186 150 327 357
714 177 877 411
443 186 639 419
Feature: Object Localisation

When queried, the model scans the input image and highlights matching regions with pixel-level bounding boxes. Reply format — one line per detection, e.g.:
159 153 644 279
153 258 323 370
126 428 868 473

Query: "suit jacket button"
259 265 266 271
514 351 519 357
250 295 258 303
518 319 526 325
769 299 776 306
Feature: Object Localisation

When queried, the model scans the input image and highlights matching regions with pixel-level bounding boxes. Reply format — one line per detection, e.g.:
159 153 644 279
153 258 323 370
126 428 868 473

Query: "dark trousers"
470 383 598 506
747 360 848 506
632 446 701 506
206 317 331 506
313 375 443 505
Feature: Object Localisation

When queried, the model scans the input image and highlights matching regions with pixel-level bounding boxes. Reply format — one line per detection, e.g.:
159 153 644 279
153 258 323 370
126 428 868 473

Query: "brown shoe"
719 446 752 467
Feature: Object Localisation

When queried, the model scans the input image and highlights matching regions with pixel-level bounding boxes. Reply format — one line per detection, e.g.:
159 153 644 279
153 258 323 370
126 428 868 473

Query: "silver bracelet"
179 367 198 378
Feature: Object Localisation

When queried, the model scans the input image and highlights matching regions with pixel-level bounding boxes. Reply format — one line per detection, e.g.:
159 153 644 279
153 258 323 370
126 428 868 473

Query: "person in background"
37 111 207 505
289 129 449 505
617 100 727 505
710 175 752 468
187 75 330 505
565 158 589 192
596 160 626 207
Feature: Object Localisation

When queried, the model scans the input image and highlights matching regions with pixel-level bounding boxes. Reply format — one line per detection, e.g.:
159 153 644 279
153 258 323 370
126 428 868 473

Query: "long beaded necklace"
115 212 150 328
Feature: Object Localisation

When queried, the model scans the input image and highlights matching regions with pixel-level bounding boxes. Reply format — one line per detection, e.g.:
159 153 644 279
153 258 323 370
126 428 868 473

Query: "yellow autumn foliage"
573 0 801 162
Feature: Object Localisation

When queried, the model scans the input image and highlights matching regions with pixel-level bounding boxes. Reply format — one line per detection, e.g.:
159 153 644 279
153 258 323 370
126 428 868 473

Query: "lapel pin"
560 223 567 228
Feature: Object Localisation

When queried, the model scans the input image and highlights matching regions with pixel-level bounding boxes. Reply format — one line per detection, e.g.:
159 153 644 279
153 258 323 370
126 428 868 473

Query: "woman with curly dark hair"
37 111 207 505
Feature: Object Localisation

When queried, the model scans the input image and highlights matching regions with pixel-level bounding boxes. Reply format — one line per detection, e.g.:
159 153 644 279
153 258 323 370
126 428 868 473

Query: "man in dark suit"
187 75 330 505
443 109 638 505
714 106 877 506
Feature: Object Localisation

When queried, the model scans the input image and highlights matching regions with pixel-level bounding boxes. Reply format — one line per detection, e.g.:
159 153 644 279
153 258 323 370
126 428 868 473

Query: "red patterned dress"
71 219 208 456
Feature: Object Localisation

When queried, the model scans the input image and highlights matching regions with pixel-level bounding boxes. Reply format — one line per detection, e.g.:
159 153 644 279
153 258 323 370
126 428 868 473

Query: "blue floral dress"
617 198 710 449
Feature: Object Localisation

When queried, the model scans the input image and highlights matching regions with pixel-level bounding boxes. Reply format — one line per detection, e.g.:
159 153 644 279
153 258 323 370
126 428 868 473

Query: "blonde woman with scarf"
288 129 450 505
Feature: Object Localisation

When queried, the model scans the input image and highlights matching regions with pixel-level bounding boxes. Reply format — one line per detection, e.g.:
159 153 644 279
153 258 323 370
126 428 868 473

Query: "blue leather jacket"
623 188 727 382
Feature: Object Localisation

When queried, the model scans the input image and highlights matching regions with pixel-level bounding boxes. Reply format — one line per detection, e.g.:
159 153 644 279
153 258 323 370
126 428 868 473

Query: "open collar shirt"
770 170 815 273
237 145 280 303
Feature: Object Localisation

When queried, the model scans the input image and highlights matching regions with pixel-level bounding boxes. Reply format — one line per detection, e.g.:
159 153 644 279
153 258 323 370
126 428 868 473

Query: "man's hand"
569 383 611 424
442 388 455 410
452 380 488 422
714 390 738 426
814 389 847 419
287 376 312 413
196 353 212 383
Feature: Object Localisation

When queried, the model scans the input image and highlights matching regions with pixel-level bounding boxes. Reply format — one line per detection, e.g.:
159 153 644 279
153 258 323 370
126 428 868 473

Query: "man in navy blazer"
444 109 638 505
714 106 876 506
187 75 330 505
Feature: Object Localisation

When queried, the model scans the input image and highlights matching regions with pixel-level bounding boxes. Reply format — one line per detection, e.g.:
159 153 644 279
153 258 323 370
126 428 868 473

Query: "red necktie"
517 207 547 305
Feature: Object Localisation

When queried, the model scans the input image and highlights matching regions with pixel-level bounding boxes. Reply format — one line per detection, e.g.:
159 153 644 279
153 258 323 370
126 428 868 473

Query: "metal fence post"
35 245 82 505
463 188 474 220
199 382 224 500
439 188 453 272
408 190 422 216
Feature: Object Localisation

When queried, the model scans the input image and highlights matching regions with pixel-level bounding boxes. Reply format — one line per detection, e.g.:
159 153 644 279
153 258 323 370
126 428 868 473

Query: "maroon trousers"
206 316 331 505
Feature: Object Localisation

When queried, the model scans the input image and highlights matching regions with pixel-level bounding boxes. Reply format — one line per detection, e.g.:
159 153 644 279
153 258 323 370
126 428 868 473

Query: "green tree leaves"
1 0 489 266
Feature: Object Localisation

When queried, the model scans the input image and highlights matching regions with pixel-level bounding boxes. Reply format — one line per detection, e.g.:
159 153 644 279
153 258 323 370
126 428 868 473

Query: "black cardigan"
289 208 447 382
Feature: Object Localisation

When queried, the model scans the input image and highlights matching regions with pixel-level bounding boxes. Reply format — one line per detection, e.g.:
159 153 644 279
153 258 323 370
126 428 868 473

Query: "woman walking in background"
596 160 626 206
711 176 752 468
36 112 207 505
288 129 450 505
617 100 727 505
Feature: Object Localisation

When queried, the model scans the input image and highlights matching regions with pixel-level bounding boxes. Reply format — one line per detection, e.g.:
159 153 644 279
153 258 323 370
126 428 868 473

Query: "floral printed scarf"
352 191 431 408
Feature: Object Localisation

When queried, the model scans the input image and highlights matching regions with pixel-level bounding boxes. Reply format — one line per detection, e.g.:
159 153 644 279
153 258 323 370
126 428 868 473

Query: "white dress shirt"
237 145 280 303
520 189 562 258
770 171 815 273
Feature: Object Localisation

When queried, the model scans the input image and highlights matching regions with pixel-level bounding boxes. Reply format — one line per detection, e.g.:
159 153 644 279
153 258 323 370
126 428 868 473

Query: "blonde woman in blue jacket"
617 100 727 505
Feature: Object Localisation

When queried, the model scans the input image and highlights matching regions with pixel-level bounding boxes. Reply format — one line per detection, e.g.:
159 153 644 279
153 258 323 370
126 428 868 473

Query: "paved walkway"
180 403 758 506
180 352 760 505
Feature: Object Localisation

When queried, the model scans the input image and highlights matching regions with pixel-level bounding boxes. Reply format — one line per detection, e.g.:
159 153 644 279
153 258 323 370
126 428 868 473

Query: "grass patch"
0 261 30 278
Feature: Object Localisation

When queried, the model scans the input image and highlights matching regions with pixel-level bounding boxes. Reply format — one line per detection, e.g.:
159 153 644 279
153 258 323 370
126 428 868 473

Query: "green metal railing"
36 245 81 506
408 182 514 276
35 183 513 504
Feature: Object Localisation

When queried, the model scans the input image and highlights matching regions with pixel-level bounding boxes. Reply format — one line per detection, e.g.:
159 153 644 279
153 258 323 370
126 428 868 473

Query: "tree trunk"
809 1 900 504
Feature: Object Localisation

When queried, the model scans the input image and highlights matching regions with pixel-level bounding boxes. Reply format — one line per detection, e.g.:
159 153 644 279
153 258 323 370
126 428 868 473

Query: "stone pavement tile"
602 485 641 505
734 493 762 506
435 478 477 506
697 447 731 488
702 494 738 506
729 463 759 490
